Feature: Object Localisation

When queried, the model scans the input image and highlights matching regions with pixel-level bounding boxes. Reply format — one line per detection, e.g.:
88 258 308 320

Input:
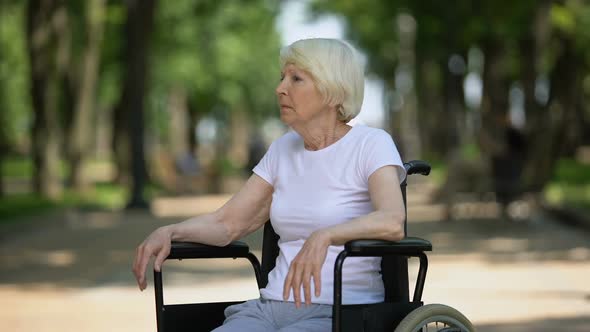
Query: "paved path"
1 187 589 331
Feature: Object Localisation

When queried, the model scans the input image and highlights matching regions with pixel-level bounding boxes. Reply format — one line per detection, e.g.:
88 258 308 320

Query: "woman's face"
276 64 328 126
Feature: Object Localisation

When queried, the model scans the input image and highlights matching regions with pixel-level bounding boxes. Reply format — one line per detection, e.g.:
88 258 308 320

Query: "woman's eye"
293 75 302 82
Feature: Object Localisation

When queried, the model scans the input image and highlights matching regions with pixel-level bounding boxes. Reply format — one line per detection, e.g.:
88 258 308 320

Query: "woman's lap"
211 298 332 332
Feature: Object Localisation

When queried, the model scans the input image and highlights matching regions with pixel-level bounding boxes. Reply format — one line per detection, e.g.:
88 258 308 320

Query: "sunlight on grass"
545 183 590 208
1 157 32 178
0 184 128 224
0 194 55 222
544 158 590 210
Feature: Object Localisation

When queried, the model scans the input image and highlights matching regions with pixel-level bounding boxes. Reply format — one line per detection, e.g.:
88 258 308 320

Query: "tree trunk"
67 0 106 191
227 107 250 171
478 38 510 158
395 13 421 160
0 135 5 197
0 68 7 197
168 86 190 158
520 1 585 193
442 53 466 151
118 0 157 209
415 58 444 158
0 153 3 197
112 103 130 185
525 37 582 191
187 108 200 155
27 0 70 200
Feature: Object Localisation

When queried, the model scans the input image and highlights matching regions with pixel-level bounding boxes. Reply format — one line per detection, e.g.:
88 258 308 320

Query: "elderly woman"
133 38 407 331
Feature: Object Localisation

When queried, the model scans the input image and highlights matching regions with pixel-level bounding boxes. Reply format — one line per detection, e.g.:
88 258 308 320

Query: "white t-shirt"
253 125 405 305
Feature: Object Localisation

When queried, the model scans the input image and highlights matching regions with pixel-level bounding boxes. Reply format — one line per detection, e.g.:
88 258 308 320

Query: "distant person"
175 152 200 176
133 38 407 331
479 112 527 219
246 133 266 174
491 122 527 218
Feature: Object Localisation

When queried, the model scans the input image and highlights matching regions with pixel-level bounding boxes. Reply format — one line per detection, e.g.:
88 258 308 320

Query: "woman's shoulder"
351 125 392 141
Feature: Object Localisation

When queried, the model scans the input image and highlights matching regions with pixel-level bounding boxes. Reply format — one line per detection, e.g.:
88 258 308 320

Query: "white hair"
279 38 365 122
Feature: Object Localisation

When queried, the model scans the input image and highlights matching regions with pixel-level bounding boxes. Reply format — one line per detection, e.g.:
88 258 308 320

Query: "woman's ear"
335 104 348 122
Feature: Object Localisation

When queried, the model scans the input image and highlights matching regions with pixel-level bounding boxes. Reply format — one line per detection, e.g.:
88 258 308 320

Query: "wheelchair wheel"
394 304 475 332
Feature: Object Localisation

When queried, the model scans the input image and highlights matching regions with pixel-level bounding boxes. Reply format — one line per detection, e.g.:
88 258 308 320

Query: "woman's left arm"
283 165 406 307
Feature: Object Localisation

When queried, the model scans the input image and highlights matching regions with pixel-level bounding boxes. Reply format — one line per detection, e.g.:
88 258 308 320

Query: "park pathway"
1 181 589 331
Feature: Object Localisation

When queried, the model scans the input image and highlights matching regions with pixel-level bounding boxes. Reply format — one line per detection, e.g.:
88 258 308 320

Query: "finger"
132 246 140 280
137 247 154 290
132 245 145 288
302 265 313 306
283 267 294 301
153 245 170 272
313 267 322 297
292 266 302 308
133 244 144 273
132 245 139 274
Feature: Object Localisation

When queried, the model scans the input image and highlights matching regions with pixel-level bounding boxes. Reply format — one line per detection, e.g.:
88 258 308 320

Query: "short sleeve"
253 140 277 186
362 130 406 183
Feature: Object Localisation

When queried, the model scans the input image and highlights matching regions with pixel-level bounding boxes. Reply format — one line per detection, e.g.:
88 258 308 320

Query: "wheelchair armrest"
404 160 431 176
344 237 432 256
167 241 251 260
333 237 433 328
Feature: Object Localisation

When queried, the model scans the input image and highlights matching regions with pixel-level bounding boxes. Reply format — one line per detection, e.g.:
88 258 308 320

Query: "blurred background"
1 0 589 331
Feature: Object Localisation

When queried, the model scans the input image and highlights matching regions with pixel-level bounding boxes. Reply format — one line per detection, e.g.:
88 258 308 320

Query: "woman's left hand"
283 230 331 308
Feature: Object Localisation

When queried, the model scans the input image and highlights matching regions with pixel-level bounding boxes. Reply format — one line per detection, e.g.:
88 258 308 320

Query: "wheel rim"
409 315 470 332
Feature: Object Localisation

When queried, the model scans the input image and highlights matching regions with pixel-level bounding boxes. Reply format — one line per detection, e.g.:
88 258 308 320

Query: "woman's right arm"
132 174 273 290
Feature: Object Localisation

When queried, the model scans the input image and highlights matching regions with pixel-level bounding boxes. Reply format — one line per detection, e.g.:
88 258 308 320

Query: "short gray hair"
279 38 364 123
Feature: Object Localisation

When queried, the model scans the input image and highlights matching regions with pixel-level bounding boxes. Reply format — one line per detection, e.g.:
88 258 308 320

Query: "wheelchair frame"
153 160 434 332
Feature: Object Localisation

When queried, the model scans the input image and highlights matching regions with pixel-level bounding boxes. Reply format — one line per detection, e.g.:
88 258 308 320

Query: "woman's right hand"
132 225 173 291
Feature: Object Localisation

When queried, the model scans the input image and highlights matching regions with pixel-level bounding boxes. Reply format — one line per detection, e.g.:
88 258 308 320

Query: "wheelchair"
153 160 475 331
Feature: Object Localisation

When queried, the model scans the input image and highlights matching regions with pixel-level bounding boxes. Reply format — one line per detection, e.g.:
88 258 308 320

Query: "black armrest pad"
167 241 250 260
344 237 432 256
404 160 431 176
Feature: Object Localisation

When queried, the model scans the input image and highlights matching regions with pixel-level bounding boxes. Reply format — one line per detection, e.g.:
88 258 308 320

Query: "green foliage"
214 156 243 176
551 1 590 55
96 1 125 112
311 0 542 78
425 159 447 185
461 143 481 161
0 1 31 149
544 158 590 210
550 158 590 185
149 0 282 138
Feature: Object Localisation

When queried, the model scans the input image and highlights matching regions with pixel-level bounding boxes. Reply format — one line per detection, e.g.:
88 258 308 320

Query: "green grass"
0 155 155 223
0 193 56 222
545 183 590 208
1 155 71 178
1 156 32 178
0 183 128 224
545 158 590 210
550 158 590 185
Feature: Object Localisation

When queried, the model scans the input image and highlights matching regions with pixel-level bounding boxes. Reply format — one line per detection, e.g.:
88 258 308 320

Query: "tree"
116 0 157 209
65 0 106 191
26 0 71 200
150 0 281 191
312 0 590 201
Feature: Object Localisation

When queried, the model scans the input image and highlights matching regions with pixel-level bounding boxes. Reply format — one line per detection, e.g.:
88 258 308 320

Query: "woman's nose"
276 80 287 95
